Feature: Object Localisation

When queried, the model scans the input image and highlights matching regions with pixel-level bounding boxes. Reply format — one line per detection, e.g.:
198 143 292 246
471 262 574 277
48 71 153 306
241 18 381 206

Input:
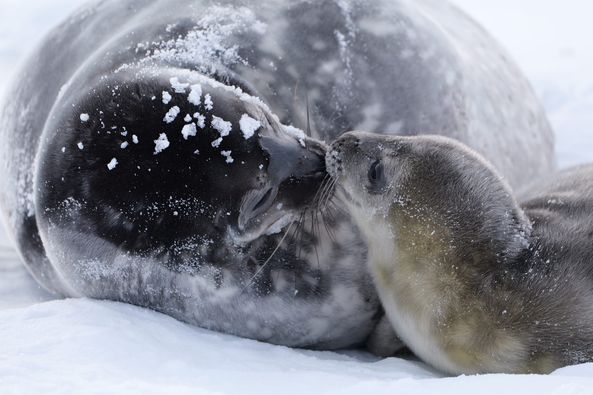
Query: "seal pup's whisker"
311 177 332 239
312 174 331 206
310 175 332 237
325 196 347 215
316 176 335 210
319 177 338 212
320 207 337 243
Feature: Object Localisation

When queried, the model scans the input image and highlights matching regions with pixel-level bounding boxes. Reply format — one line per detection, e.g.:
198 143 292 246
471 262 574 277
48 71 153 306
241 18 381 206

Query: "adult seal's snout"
260 133 327 184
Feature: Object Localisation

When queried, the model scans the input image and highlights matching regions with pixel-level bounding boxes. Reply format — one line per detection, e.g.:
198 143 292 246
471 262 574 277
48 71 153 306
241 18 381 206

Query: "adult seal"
327 131 593 373
0 0 553 350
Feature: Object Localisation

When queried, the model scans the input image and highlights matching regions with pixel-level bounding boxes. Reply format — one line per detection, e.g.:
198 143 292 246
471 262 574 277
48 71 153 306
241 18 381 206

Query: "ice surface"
1 0 593 393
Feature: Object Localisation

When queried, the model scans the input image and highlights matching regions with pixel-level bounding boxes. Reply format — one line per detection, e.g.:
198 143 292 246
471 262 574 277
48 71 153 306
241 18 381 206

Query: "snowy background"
1 0 593 394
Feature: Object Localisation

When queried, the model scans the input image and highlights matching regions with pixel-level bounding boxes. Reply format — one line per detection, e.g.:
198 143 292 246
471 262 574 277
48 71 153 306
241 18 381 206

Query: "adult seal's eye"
367 159 387 194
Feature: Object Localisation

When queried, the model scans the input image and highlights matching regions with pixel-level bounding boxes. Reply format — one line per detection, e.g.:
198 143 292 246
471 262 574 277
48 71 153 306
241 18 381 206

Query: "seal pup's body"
327 131 593 374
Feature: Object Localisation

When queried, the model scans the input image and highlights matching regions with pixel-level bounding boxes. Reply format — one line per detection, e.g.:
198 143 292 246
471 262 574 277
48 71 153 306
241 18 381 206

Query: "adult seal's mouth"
231 128 328 245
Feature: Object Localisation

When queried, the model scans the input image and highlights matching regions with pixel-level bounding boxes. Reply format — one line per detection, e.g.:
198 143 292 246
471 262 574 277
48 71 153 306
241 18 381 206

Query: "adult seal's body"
327 131 593 373
0 0 553 349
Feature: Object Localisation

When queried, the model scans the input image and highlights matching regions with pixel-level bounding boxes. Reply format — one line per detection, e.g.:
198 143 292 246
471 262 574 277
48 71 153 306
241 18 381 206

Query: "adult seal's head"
327 131 593 374
36 68 327 264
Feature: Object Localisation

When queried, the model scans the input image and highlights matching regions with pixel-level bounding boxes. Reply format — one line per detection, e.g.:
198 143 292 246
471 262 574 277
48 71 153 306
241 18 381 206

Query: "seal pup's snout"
325 148 342 179
326 132 361 179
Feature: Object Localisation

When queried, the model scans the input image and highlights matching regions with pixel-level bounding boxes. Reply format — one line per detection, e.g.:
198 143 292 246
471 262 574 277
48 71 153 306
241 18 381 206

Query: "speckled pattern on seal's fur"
327 131 593 374
0 0 553 350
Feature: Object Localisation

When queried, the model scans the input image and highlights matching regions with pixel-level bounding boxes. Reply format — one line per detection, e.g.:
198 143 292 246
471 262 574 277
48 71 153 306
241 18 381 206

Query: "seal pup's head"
325 131 529 262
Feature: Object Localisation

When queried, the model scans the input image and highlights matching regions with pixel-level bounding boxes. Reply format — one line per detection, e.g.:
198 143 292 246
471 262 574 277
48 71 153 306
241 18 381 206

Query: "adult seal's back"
0 0 553 349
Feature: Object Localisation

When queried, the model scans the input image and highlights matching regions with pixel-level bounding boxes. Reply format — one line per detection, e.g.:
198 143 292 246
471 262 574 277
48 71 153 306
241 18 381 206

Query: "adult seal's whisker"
241 219 297 293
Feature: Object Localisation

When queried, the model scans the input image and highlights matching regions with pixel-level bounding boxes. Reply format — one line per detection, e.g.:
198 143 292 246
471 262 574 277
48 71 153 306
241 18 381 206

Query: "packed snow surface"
1 0 593 394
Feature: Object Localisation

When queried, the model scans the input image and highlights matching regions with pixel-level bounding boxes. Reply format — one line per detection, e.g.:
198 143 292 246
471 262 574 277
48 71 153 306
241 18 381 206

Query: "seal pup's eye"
367 159 387 194
368 159 383 183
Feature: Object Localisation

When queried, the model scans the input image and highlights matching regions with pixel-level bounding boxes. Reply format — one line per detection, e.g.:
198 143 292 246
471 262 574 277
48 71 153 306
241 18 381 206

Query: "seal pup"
326 131 593 374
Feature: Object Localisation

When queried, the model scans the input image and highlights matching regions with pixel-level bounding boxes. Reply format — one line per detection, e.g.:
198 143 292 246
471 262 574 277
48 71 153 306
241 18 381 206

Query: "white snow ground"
1 1 593 394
